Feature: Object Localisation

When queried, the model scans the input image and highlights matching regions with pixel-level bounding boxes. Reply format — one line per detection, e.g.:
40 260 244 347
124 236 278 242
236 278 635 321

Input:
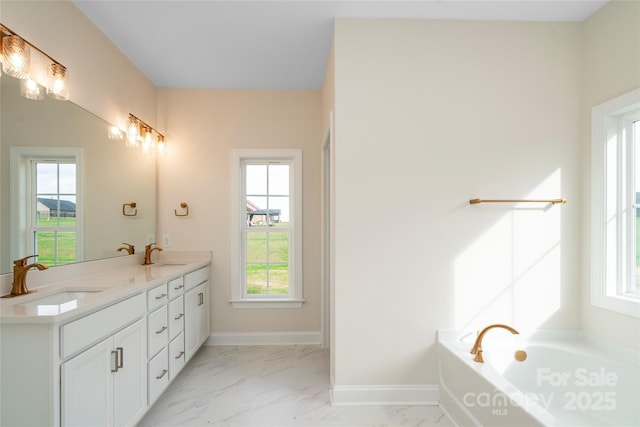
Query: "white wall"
581 1 640 349
156 89 322 336
333 18 583 387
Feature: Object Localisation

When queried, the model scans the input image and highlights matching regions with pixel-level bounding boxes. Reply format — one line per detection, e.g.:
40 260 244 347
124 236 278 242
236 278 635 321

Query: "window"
9 147 83 267
32 159 78 267
230 149 303 308
591 89 640 317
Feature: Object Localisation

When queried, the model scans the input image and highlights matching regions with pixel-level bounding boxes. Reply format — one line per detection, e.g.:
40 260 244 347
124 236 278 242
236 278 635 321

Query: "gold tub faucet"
143 243 163 265
470 323 519 363
9 255 48 296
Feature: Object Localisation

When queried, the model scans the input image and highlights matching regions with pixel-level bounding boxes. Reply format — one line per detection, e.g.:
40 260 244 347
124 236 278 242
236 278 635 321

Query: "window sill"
229 299 305 309
591 293 640 318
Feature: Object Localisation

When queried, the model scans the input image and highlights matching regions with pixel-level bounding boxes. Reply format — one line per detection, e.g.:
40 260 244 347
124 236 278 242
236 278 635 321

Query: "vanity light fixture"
0 23 70 101
127 113 165 154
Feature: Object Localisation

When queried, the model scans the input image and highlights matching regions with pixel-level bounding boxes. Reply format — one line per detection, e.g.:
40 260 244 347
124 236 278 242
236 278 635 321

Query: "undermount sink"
18 290 103 307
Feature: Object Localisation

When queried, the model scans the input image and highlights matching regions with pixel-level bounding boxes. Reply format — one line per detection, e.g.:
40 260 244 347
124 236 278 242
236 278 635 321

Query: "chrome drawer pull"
156 369 168 380
111 350 119 373
175 351 185 359
116 347 124 369
174 313 184 320
155 293 167 300
156 326 168 334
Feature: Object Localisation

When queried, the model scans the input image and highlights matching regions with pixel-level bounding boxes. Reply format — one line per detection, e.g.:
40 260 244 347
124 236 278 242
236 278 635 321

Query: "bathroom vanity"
0 253 210 426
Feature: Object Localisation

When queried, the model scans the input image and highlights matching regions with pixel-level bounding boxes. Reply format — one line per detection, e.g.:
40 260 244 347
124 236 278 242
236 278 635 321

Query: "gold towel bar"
469 198 567 205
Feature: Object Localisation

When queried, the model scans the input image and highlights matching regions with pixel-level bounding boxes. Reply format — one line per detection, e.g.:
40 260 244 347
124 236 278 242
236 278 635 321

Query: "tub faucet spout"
470 323 519 363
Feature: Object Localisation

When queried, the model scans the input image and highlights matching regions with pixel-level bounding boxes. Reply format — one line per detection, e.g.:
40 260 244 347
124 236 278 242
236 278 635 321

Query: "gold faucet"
143 243 163 265
9 255 48 296
470 323 519 363
117 243 135 255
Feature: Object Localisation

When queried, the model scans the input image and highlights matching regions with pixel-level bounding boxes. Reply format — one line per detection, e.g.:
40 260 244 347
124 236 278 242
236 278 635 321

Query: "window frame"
9 147 83 265
230 149 304 309
591 88 640 317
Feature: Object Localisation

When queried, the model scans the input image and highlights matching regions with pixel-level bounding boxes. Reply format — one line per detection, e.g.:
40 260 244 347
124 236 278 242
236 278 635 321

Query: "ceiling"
72 0 608 90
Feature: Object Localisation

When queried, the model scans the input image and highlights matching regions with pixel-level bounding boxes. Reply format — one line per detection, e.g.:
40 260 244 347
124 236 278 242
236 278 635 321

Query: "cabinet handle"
111 350 119 373
198 292 203 306
174 285 184 290
155 293 167 300
116 347 124 369
174 313 184 320
156 326 168 334
156 369 168 380
175 351 185 359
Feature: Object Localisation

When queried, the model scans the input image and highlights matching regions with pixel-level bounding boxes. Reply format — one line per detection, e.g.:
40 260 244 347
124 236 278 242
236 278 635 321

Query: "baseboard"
206 331 322 346
330 384 440 406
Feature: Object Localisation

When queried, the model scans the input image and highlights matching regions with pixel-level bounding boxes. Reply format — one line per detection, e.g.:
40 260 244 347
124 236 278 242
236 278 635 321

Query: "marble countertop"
0 253 210 324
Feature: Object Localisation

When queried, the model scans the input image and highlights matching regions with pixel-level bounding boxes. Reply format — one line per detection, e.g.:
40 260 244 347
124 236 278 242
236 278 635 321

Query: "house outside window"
591 88 640 317
230 149 304 308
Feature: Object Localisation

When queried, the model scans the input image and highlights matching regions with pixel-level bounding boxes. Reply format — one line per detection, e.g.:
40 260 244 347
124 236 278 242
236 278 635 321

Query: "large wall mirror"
0 76 156 274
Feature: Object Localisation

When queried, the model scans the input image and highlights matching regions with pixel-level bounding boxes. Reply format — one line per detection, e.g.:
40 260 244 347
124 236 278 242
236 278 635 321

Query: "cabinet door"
113 318 147 427
61 337 113 427
197 283 209 347
185 281 209 361
184 286 199 361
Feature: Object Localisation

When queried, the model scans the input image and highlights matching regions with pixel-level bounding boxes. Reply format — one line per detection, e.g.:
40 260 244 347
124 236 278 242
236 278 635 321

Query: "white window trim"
9 147 84 264
591 88 640 318
230 149 304 309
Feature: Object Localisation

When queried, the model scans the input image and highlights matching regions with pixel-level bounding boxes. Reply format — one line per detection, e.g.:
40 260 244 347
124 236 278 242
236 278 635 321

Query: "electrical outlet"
162 234 171 247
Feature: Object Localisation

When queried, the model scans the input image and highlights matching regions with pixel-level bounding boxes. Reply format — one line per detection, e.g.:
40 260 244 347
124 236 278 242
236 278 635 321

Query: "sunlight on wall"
454 170 563 330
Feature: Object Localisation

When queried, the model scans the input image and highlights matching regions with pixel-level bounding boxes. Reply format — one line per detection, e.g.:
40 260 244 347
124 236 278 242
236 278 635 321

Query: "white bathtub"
438 330 640 427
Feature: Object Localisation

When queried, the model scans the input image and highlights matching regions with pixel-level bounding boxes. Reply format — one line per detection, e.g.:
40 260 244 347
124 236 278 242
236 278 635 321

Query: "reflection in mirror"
1 76 156 274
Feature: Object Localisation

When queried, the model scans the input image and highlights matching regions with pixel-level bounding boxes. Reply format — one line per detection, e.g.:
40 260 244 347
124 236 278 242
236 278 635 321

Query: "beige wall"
581 1 640 349
333 18 583 386
156 89 322 334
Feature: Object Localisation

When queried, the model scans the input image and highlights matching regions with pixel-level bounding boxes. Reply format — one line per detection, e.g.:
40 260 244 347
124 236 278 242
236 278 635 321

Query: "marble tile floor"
138 345 455 427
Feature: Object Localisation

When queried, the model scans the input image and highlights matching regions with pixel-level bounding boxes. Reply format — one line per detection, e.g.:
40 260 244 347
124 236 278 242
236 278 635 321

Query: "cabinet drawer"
168 277 184 300
169 333 185 379
184 266 208 291
147 283 168 311
168 296 184 341
61 293 145 359
148 305 168 358
148 347 169 405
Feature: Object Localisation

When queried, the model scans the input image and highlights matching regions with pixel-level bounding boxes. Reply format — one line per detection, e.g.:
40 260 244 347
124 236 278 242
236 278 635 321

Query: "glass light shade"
20 78 44 100
157 135 166 154
2 35 30 79
127 118 139 146
46 63 69 100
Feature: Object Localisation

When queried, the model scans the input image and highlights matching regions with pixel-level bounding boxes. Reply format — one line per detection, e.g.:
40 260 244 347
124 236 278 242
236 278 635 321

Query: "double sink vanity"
0 252 211 426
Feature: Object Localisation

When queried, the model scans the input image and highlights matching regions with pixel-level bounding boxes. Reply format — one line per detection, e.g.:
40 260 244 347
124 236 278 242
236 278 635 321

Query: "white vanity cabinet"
61 317 147 426
0 260 210 427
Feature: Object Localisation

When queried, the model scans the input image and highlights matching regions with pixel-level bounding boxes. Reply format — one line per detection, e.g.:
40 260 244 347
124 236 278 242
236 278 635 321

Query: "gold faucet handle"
145 243 157 249
13 255 38 267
